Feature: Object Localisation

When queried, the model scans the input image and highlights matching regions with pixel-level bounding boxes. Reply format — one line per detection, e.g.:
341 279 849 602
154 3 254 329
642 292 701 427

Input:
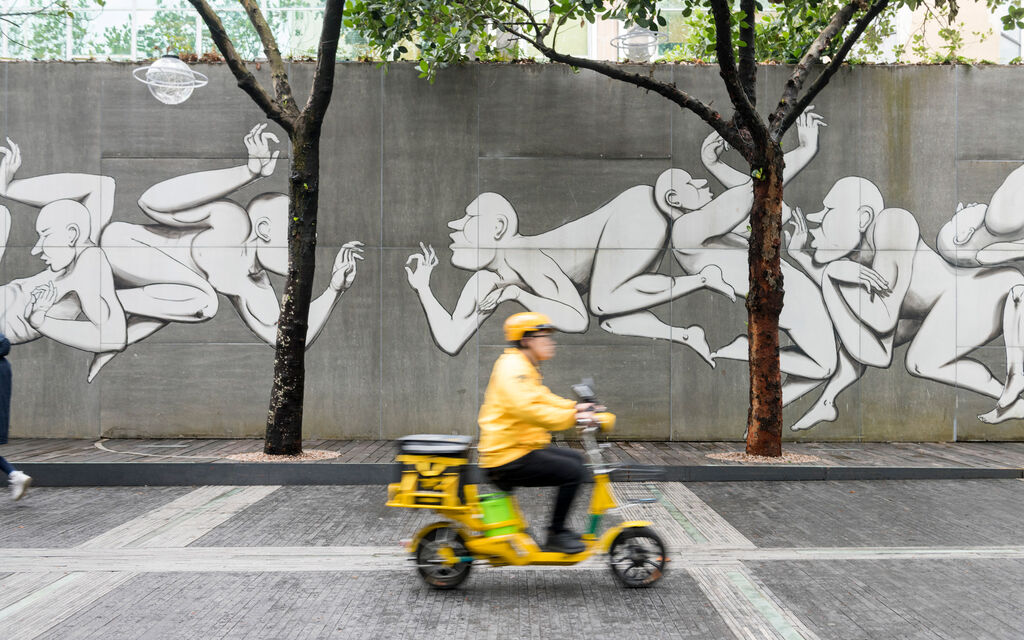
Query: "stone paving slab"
749 559 1024 640
0 487 192 548
189 484 601 548
686 479 1024 548
3 482 1024 639
33 570 734 640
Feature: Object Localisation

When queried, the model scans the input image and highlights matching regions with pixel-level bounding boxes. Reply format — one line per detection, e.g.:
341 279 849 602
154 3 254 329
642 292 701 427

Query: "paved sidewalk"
2 479 1023 639
4 437 1024 484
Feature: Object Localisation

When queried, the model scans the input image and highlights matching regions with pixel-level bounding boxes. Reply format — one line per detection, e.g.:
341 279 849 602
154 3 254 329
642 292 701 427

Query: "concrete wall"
1 61 1023 442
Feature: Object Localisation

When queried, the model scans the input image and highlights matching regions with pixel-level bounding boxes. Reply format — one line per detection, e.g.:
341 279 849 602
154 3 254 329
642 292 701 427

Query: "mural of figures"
405 102 1024 435
3 64 1024 441
665 109 839 406
785 176 1024 430
0 124 363 382
404 179 736 363
408 108 837 406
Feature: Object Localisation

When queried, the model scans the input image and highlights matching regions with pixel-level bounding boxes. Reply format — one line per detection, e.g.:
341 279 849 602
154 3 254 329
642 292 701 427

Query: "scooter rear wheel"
415 526 473 589
608 526 667 588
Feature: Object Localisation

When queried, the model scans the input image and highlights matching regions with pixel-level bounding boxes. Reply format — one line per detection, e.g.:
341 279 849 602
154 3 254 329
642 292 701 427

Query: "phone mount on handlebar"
571 378 597 404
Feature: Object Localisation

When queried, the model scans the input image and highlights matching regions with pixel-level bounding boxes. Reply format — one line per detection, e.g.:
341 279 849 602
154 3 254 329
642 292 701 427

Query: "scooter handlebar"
576 411 615 432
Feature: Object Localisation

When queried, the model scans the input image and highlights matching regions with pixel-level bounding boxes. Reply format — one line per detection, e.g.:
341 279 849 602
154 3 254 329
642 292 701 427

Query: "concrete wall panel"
0 62 1022 441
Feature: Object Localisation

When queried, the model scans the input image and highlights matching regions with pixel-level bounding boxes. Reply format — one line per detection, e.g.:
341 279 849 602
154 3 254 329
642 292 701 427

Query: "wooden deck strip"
663 442 710 465
5 439 86 461
343 440 387 464
948 442 1024 467
604 442 638 463
345 439 382 463
887 443 971 468
5 438 1024 468
23 440 101 462
326 441 361 456
0 438 60 458
623 442 661 466
922 442 1018 468
129 440 224 463
210 440 264 462
364 440 396 463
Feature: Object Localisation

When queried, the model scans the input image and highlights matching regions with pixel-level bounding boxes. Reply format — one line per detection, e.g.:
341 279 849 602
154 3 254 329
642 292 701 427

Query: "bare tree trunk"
745 144 785 457
264 123 320 455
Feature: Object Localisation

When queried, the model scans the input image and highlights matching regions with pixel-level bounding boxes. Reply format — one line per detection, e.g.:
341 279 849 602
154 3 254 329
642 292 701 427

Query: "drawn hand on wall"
784 206 809 253
245 123 280 178
331 241 365 292
0 138 22 196
405 242 438 293
795 106 827 149
26 282 58 328
478 283 521 314
821 260 891 297
700 132 729 168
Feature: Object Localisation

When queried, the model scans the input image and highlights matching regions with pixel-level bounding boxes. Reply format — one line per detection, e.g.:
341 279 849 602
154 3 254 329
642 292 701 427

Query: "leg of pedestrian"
0 456 30 501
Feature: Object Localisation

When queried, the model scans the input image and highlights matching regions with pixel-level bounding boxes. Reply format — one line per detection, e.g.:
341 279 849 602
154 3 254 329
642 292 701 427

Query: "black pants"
486 447 586 533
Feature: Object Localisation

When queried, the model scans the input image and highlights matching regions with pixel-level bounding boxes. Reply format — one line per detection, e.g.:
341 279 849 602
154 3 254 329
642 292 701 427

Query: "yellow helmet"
504 312 554 342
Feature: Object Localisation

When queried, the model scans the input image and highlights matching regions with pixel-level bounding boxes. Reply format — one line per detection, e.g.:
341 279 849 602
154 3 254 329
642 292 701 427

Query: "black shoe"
545 529 585 554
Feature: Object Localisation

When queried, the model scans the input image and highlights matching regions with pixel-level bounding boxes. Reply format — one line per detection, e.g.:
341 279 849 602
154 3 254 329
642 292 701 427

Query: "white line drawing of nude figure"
936 164 1024 267
785 176 1024 431
0 125 363 381
0 141 127 356
405 182 737 363
663 107 838 405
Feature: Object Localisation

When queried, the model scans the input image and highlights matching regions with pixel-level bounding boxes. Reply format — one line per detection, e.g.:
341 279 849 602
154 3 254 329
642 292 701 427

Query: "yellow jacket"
478 348 577 468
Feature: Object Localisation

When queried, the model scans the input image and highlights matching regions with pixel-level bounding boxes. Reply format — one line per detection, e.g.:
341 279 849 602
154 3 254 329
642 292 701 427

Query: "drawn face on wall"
675 176 713 210
807 177 877 264
448 193 517 271
31 201 88 272
655 169 713 218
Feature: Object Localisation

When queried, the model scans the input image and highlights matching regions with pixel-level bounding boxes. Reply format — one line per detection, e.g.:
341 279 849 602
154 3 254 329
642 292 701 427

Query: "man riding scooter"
478 312 597 555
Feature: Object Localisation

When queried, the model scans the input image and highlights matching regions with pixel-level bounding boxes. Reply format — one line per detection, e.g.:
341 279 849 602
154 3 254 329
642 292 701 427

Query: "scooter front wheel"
414 525 473 589
608 526 667 588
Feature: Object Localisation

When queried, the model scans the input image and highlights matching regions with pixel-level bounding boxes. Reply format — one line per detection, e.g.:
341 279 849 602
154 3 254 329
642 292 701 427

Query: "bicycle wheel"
414 525 473 589
608 526 667 588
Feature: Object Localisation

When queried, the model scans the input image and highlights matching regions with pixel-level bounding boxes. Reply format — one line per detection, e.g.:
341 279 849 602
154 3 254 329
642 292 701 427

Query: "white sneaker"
9 471 31 501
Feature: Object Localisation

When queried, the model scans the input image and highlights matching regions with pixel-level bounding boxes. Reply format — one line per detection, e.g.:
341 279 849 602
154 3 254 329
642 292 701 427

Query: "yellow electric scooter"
386 380 668 589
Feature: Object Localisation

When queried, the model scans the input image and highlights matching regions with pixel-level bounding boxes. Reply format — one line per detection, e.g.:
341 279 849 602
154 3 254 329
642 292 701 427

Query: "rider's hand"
575 403 596 426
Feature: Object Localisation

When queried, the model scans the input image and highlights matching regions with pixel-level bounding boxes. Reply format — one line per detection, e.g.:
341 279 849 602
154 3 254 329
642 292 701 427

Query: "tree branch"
238 0 298 119
708 0 763 147
187 0 295 133
503 0 546 39
304 0 344 118
492 14 741 149
738 0 757 108
770 0 889 139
